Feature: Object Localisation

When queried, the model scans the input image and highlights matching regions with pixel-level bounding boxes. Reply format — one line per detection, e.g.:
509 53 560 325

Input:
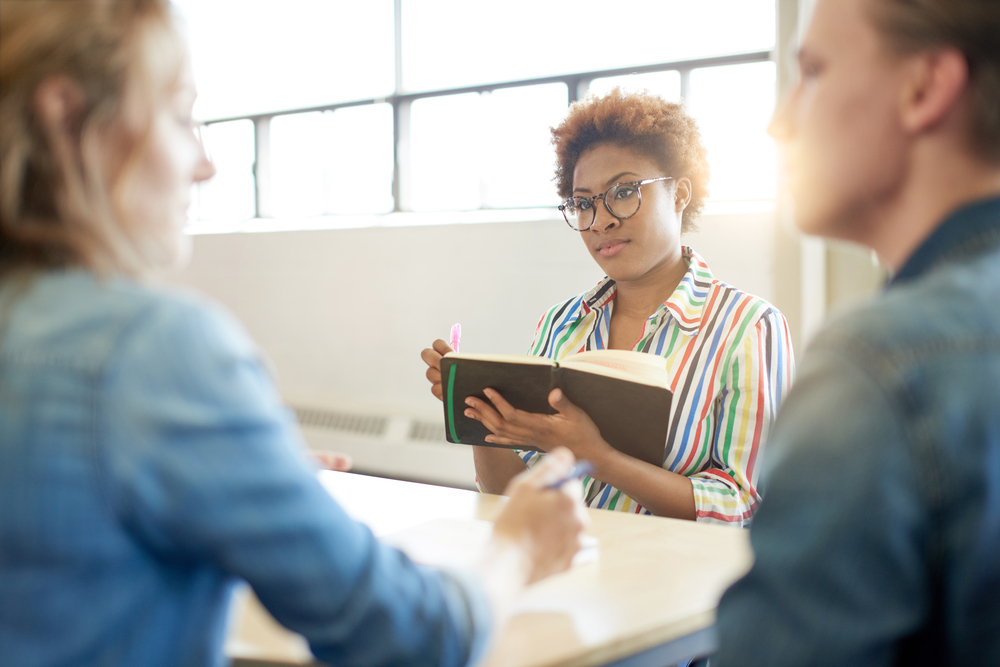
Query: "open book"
440 350 673 467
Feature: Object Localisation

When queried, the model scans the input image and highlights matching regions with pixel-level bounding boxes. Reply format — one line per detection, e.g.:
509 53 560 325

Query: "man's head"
770 0 1000 250
870 0 1000 163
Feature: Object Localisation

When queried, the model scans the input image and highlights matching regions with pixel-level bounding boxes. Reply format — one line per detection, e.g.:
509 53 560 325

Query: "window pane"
175 0 395 120
195 119 255 222
587 71 682 102
689 62 776 201
408 93 482 212
324 105 395 215
402 0 774 91
482 84 567 208
271 105 395 218
271 112 325 217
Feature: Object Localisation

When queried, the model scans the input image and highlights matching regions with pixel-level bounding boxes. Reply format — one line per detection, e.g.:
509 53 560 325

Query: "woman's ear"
674 177 693 212
34 75 86 137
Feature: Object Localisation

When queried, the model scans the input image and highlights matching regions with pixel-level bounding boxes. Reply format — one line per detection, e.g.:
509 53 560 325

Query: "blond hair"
869 0 1000 163
0 0 187 276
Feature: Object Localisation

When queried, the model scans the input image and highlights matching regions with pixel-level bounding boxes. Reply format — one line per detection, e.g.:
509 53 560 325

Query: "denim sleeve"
97 296 491 667
712 342 929 667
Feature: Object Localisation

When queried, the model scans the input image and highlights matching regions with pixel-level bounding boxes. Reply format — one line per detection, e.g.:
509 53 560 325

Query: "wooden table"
228 472 752 667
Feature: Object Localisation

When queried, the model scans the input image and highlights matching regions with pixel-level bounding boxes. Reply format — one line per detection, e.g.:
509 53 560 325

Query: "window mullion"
394 100 412 212
679 69 692 102
253 117 272 218
393 0 404 212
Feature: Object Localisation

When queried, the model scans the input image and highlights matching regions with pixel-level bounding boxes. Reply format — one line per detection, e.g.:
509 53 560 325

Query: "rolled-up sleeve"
689 310 794 526
99 296 491 667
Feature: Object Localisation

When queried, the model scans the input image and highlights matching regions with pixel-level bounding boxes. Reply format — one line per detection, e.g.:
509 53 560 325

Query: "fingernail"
465 398 475 406
464 409 473 418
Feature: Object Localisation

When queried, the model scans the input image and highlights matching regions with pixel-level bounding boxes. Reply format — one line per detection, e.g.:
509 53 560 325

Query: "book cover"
440 354 673 468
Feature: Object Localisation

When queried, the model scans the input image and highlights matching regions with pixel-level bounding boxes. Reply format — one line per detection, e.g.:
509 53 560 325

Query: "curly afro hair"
551 88 710 233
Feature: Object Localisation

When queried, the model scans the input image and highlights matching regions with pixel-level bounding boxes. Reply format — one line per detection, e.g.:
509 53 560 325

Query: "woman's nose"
193 124 217 183
194 155 216 183
194 145 217 183
593 201 620 232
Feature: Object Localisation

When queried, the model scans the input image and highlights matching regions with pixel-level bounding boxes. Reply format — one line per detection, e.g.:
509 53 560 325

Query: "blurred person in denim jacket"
713 0 1000 665
0 2 588 666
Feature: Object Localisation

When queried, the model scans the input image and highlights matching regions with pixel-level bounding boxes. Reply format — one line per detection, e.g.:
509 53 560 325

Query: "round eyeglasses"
557 177 674 231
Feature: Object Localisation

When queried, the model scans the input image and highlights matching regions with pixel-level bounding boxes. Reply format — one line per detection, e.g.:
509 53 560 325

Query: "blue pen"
545 461 594 490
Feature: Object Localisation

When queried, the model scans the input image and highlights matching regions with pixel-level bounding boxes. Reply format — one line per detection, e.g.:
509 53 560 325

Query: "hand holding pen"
420 323 462 402
545 461 594 489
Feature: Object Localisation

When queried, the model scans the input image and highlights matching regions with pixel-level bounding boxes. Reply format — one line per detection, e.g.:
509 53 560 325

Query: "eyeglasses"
557 177 673 231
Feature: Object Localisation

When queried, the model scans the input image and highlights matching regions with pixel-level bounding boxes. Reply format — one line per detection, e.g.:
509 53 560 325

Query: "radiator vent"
408 419 447 443
292 406 389 437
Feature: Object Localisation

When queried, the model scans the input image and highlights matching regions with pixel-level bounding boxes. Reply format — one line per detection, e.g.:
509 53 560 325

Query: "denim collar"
890 195 1000 287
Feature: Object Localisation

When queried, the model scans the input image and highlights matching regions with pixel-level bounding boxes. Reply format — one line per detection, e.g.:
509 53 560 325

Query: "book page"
559 350 670 388
444 352 556 366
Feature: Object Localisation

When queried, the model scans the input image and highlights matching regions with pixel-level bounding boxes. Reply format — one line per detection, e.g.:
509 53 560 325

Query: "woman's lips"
597 238 628 258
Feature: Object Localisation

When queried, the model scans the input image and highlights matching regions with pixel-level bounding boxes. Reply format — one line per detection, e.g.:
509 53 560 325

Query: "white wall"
166 208 777 422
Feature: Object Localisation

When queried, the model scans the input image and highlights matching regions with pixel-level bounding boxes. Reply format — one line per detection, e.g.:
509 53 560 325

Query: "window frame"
196 0 773 220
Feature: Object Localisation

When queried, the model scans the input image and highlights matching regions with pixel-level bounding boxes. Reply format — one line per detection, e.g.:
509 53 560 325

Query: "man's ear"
900 47 968 135
674 177 692 212
34 75 86 136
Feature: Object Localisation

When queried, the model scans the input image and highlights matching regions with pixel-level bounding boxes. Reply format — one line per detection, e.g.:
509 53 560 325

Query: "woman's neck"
612 249 689 321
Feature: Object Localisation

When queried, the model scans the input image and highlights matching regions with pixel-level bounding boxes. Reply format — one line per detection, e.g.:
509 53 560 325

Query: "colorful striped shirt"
520 247 794 526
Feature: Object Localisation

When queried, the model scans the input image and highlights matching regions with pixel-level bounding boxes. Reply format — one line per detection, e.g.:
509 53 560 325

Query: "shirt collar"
890 195 1000 286
579 247 713 337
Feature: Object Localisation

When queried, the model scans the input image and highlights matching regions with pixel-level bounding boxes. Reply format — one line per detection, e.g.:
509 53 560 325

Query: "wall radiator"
288 402 477 490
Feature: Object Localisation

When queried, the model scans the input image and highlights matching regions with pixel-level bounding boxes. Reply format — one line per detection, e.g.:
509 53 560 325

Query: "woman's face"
115 64 215 267
571 143 686 284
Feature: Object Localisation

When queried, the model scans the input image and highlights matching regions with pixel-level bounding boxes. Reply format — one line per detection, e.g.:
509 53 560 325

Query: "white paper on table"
380 518 599 570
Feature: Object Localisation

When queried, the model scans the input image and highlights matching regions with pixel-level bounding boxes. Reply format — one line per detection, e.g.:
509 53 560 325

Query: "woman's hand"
464 387 616 467
419 339 453 401
310 451 353 471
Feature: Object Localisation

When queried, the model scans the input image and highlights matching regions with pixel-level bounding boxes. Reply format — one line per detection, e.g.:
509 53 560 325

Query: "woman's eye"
615 187 636 200
578 199 593 211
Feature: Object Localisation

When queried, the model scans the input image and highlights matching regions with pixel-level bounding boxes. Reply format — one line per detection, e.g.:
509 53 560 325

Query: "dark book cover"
440 356 673 467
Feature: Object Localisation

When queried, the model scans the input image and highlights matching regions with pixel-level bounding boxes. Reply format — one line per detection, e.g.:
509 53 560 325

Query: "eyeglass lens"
562 183 642 231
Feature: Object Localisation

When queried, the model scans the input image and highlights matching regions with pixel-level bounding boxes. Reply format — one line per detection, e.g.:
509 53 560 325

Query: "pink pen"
449 323 461 353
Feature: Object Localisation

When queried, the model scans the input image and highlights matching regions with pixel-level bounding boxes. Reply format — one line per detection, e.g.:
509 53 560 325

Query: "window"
270 105 395 217
401 0 774 91
176 0 777 227
407 84 568 211
689 62 777 201
175 0 394 120
588 71 682 103
193 119 255 222
481 84 569 209
408 93 482 211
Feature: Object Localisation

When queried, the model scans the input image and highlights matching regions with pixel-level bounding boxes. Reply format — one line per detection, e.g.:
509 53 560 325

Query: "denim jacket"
0 272 490 667
714 196 1000 666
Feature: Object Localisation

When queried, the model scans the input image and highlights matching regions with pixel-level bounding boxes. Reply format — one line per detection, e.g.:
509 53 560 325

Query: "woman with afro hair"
424 89 793 526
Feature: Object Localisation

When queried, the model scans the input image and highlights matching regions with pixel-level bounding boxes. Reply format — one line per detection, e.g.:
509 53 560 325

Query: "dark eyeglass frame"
557 176 674 231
